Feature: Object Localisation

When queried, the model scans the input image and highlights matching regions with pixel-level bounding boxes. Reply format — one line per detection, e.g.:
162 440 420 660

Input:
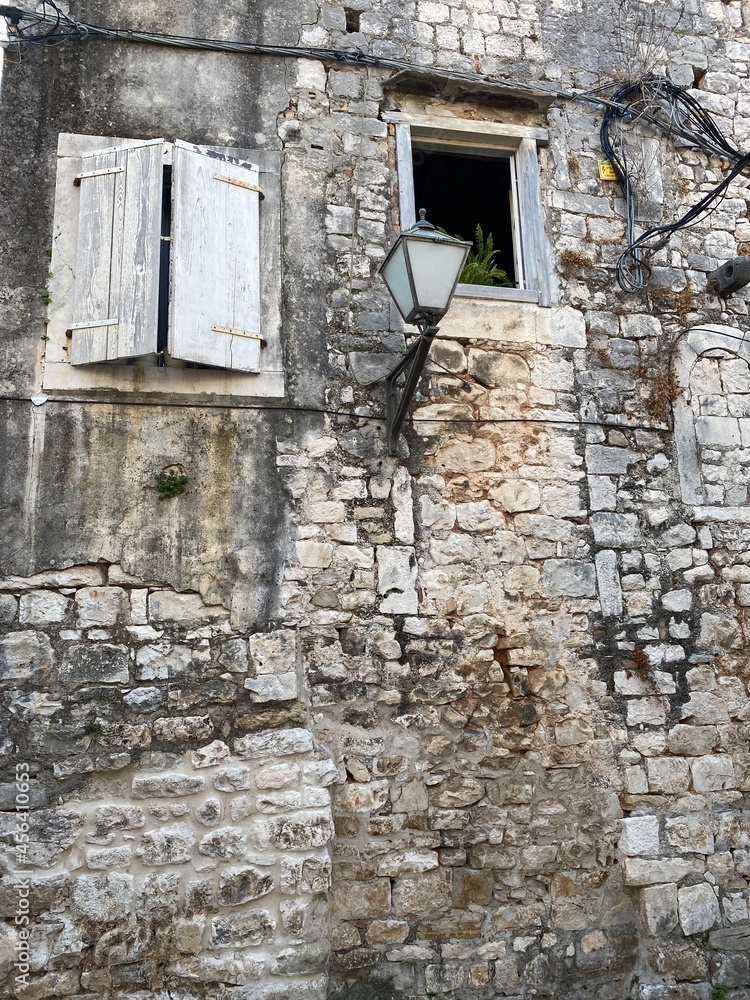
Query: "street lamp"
379 210 471 455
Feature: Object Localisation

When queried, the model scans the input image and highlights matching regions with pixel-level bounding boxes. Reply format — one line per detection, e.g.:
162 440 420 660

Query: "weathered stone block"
647 757 689 793
199 827 246 860
641 883 679 935
191 740 231 769
195 799 222 827
332 879 391 919
622 857 695 886
0 631 54 679
666 725 718 756
218 867 275 906
148 591 228 624
234 728 313 758
131 774 205 799
628 698 667 728
94 805 145 831
376 545 418 614
678 882 720 935
59 643 129 685
264 812 334 849
555 718 594 746
213 766 252 791
75 587 127 627
152 716 213 742
429 777 485 808
247 629 297 674
392 869 451 918
244 671 298 701
619 816 660 857
210 909 275 948
86 846 132 870
541 559 596 598
70 873 134 922
19 590 70 625
135 823 195 866
256 763 300 789
691 755 735 791
665 815 714 855
591 512 643 548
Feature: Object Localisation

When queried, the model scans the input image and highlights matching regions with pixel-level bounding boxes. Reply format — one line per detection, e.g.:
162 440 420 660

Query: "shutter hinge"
212 174 264 199
67 318 119 331
212 324 265 346
74 166 125 186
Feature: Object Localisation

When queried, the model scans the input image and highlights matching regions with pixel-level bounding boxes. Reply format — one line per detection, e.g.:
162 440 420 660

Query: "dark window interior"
157 164 172 358
412 146 516 285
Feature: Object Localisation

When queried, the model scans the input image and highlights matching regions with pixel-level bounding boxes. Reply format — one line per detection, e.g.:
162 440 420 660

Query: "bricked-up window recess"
387 113 556 308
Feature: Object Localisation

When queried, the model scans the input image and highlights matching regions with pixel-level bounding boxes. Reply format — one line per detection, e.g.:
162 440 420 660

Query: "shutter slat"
71 141 162 365
169 142 262 372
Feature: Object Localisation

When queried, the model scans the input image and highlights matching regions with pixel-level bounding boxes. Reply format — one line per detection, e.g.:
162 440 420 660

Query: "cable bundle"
598 75 750 291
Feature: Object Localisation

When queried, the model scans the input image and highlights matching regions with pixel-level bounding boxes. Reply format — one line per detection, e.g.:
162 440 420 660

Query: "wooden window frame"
42 133 284 401
384 112 555 308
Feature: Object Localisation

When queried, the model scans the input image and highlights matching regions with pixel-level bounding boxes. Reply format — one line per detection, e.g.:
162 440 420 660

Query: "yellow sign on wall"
598 159 618 181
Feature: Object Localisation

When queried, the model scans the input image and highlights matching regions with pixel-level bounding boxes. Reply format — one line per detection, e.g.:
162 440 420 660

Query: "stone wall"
1 0 750 998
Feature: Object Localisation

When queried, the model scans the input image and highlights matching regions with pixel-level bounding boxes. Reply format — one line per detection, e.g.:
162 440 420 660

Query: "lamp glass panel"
405 238 467 314
380 242 415 321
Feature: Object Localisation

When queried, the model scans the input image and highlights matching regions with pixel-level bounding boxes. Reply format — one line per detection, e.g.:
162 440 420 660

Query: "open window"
71 139 262 371
43 134 283 399
386 113 554 307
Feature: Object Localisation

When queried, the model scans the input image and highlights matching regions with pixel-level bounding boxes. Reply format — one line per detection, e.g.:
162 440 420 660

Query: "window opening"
412 145 517 287
344 8 360 32
156 164 172 362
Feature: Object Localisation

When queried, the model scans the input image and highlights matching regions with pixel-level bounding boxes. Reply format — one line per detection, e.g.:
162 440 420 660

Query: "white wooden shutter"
71 139 163 364
169 141 262 372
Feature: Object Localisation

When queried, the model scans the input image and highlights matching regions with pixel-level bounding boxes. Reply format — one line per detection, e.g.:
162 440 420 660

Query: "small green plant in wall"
712 986 728 1000
154 466 189 500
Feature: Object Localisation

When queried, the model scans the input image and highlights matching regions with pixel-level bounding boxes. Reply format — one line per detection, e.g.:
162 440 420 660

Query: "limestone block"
392 869 451 918
625 766 649 794
695 415 740 446
367 919 410 945
391 466 414 545
59 643 129 685
595 550 623 617
490 479 541 513
306 500 346 523
662 589 692 613
153 716 213 742
86 846 132 870
94 806 145 831
332 879 391 919
75 587 127 627
699 612 742 650
376 545 418 614
468 348 530 387
621 314 661 339
554 719 594 746
195 799 222 827
123 687 163 712
667 725 719 757
218 638 248 673
588 475 617 511
429 777 485 808
136 823 195 866
429 534 479 565
131 774 205 799
681 692 729 725
456 501 504 532
19 590 70 625
628 698 667 728
148 590 228 623
210 910 275 948
585 445 641 474
199 827 247 860
191 741 230 769
69 873 134 922
256 763 300 789
619 816 660 857
419 495 456 532
0 631 54 679
678 882 720 935
234 729 313 759
435 437 496 472
641 883 679 935
709 924 750 951
244 672 298 702
591 513 643 548
377 850 439 876
0 566 106 591
211 767 251 792
665 815 714 855
263 812 334 850
647 756 689 794
691 755 735 791
622 857 695 886
241 631 294 679
541 559 596 598
338 779 389 813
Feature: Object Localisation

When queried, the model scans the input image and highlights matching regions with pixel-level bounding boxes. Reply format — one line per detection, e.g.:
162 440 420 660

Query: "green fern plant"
460 224 513 287
154 468 188 500
439 224 513 287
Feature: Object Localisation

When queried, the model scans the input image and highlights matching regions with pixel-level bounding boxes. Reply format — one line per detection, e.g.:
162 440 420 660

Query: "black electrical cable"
0 393 671 432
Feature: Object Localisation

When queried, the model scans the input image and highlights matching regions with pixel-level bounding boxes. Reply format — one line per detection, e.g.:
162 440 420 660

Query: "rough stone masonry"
0 0 750 998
